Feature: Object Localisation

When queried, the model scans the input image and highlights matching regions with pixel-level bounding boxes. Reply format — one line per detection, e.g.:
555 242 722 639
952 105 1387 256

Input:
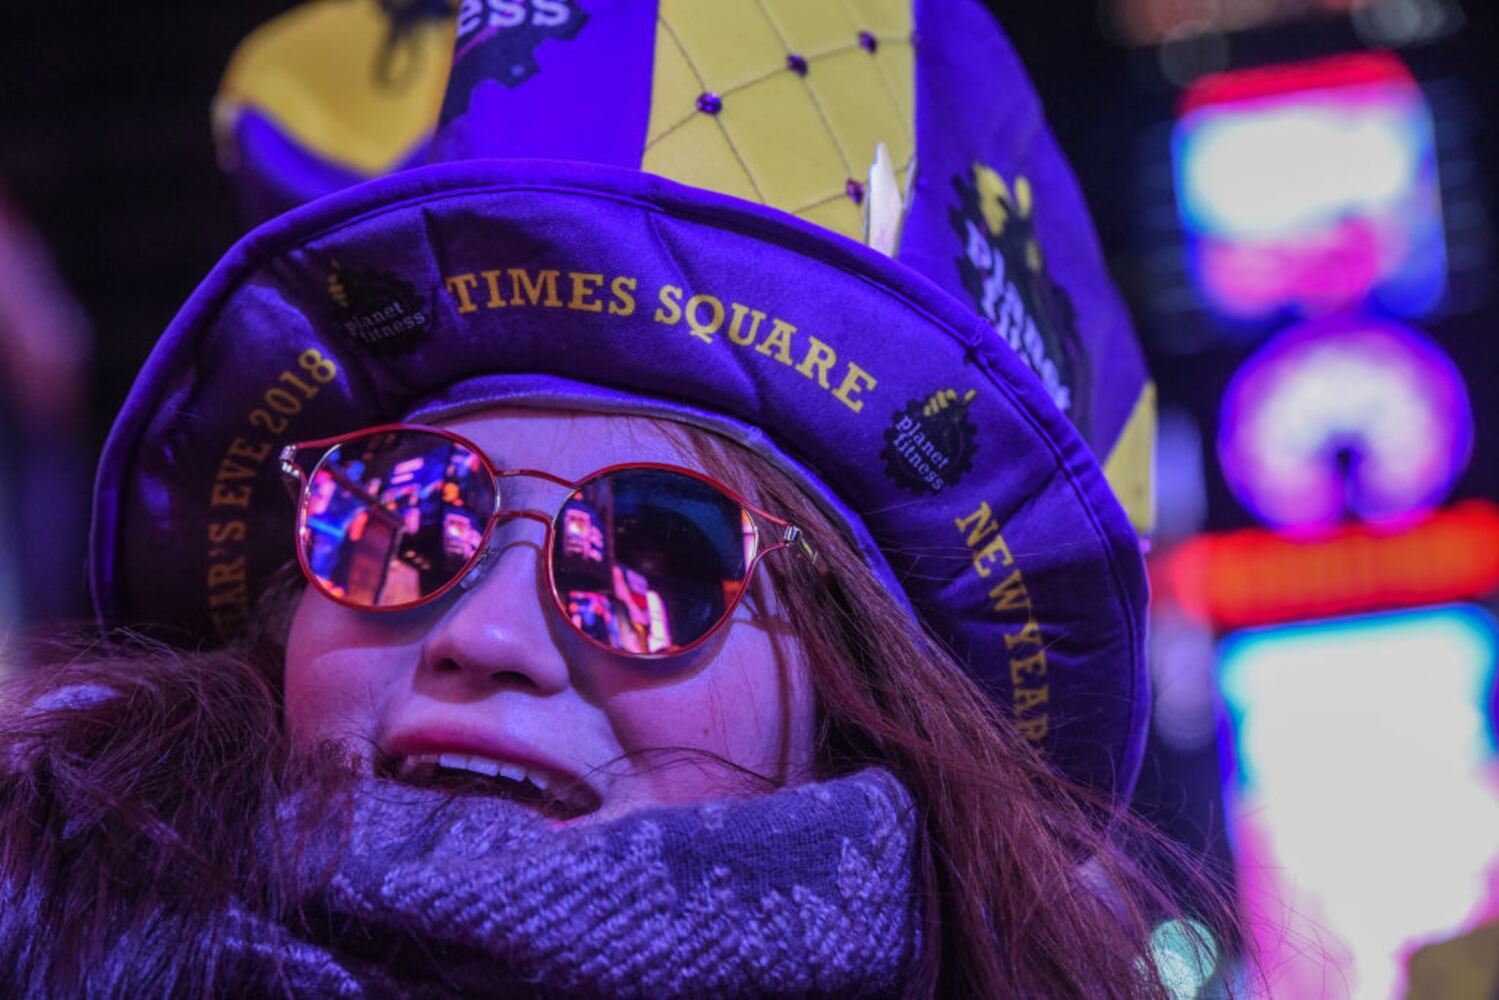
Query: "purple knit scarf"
237 768 924 997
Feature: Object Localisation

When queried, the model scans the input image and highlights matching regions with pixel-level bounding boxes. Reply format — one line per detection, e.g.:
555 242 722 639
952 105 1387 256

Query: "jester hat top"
93 0 1157 801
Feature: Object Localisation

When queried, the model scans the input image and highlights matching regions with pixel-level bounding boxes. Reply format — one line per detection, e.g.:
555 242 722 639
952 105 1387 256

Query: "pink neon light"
1232 765 1499 998
1217 315 1473 528
1198 216 1386 318
1180 51 1414 116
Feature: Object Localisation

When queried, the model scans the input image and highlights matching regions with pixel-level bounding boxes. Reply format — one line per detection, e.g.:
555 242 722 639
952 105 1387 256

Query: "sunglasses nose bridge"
458 507 555 594
493 507 555 529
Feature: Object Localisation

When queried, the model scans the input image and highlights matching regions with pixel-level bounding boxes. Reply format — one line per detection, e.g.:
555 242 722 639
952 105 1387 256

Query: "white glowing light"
1220 606 1499 998
1182 104 1417 239
1172 53 1447 320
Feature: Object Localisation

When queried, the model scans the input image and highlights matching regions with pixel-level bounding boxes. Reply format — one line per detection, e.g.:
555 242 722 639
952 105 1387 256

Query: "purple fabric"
244 769 923 995
428 0 655 168
228 108 432 227
94 0 1152 800
900 0 1149 466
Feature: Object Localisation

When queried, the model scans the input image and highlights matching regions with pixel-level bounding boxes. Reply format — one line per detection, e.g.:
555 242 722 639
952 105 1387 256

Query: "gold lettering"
1010 649 1048 686
832 362 877 413
654 284 684 324
210 607 248 636
795 336 837 388
207 520 247 544
755 318 796 365
971 532 1014 578
727 302 765 346
1003 618 1043 650
211 483 252 508
954 502 1000 548
988 568 1031 614
685 293 725 343
444 273 479 314
568 272 604 312
206 558 247 588
480 269 508 308
226 437 272 463
207 585 248 610
216 458 256 482
1014 685 1049 714
508 268 562 307
1015 716 1049 744
608 275 637 316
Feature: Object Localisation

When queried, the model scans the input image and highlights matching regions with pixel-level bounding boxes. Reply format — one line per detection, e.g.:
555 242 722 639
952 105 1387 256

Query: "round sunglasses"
278 424 817 658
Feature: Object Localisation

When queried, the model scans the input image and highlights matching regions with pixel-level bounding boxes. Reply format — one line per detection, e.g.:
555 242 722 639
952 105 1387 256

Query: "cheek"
283 593 406 752
602 623 817 798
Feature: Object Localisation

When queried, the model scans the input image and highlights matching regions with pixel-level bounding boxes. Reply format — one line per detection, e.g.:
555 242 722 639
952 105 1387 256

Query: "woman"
3 1 1234 996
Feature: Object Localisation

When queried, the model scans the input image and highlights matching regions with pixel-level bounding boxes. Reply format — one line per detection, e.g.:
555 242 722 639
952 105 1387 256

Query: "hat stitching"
644 5 915 222
657 17 768 203
644 35 910 149
749 0 857 181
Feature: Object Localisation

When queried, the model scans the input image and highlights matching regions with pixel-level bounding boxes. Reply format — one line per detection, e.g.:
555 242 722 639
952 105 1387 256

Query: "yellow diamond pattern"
644 0 915 243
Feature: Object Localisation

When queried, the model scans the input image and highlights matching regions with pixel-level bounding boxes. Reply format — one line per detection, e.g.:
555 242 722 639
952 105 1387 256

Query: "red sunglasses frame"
278 422 817 659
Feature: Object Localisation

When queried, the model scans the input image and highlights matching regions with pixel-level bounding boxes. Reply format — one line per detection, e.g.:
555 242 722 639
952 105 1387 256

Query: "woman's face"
284 409 818 825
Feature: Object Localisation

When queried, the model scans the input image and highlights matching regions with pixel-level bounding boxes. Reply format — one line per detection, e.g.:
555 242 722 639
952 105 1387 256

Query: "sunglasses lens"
552 468 754 655
300 430 494 607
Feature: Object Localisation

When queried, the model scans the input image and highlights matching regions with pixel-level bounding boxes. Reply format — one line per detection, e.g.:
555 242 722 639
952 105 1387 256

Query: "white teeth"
437 752 466 771
407 752 557 792
466 756 501 778
396 752 595 816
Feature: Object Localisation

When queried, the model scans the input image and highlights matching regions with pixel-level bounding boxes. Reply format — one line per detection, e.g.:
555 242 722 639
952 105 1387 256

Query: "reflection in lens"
301 430 494 606
552 468 751 654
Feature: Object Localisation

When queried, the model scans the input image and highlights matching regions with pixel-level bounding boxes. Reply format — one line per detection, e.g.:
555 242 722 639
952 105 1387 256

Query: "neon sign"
1219 606 1499 998
1156 499 1499 629
1174 52 1445 321
1217 315 1472 528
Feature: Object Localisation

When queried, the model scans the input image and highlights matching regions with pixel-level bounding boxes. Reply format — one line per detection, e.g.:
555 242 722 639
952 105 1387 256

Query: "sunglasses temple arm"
278 445 306 504
782 525 819 566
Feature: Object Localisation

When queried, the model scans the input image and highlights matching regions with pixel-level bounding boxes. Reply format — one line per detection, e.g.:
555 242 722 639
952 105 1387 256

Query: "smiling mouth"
380 751 601 822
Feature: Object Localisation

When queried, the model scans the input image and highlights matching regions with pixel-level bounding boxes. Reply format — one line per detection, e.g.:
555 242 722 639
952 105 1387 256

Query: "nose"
416 523 570 697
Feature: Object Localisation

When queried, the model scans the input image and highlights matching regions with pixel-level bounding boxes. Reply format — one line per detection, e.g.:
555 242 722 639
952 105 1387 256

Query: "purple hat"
94 0 1156 801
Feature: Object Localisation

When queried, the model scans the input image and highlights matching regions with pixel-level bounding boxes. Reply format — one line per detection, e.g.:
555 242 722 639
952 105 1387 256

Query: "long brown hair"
677 424 1241 998
0 423 1240 997
0 636 300 995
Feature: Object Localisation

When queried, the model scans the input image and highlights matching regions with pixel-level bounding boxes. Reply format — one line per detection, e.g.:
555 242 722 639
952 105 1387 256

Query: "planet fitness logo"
326 261 430 355
882 389 979 495
950 163 1089 435
441 0 587 121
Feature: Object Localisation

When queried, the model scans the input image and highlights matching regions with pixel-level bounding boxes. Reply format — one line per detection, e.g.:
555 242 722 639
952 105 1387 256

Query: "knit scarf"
237 768 925 997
